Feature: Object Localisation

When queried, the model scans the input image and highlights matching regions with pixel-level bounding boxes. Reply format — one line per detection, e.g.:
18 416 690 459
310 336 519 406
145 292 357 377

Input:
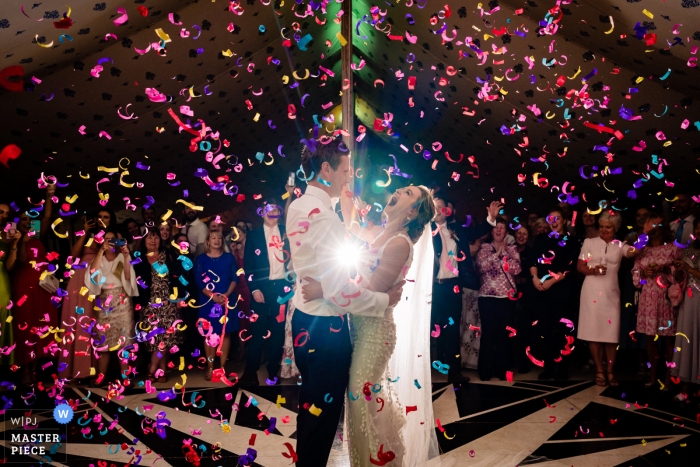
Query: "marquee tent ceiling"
1 0 699 217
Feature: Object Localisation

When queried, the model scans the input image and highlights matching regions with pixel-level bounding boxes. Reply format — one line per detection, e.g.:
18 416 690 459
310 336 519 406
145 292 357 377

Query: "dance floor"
2 364 699 467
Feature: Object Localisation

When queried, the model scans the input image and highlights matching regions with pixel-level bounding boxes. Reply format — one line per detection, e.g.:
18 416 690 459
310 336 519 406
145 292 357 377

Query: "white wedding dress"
347 229 440 467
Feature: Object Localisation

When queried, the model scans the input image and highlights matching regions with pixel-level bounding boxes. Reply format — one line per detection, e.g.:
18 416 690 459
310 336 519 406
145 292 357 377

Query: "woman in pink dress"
632 211 681 389
6 185 56 386
58 208 117 383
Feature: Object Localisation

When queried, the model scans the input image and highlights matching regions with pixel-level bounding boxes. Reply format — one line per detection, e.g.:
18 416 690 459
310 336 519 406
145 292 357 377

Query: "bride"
303 185 440 466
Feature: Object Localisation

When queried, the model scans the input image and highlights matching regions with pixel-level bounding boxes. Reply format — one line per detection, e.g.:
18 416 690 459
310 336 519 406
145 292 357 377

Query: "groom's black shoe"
239 372 260 387
447 371 470 384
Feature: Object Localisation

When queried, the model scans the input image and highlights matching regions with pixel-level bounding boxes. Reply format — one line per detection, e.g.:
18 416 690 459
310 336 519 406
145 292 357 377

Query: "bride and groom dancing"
287 143 441 467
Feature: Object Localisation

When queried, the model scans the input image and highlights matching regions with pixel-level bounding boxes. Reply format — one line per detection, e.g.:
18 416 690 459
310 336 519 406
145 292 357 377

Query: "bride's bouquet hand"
301 277 324 303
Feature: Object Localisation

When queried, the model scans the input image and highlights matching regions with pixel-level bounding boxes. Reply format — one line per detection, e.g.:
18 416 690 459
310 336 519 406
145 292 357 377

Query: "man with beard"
140 206 158 236
180 205 208 254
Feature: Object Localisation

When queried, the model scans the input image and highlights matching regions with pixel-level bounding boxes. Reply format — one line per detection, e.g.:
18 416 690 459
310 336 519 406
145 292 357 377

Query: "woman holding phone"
84 228 139 386
58 208 118 383
7 185 56 386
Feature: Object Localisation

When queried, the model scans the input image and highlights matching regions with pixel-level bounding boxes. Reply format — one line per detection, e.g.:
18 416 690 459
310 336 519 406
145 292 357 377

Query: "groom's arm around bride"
288 141 404 466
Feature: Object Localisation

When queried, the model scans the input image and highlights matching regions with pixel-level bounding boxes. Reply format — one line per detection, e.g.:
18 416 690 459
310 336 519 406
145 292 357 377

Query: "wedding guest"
633 211 681 388
459 231 484 371
577 211 647 387
475 217 521 381
513 226 535 373
529 217 549 245
84 228 138 386
527 212 540 231
0 202 16 368
530 207 582 380
6 186 56 386
208 217 230 252
620 207 651 378
229 221 251 360
158 220 172 246
122 218 142 255
671 218 700 400
579 210 600 240
170 233 200 353
58 208 118 382
194 231 238 381
181 205 208 256
141 206 157 231
624 207 651 244
557 201 576 236
431 195 502 384
664 187 696 245
239 199 290 387
133 230 184 384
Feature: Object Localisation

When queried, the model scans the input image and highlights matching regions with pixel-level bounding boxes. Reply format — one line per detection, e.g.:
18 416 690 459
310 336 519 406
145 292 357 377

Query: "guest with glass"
133 230 185 384
576 211 649 387
475 217 521 380
632 211 681 388
194 231 239 380
84 228 139 386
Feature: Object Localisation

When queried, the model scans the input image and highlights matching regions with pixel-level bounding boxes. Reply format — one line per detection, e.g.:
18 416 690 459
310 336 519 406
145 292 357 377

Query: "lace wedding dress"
347 228 439 467
347 232 412 467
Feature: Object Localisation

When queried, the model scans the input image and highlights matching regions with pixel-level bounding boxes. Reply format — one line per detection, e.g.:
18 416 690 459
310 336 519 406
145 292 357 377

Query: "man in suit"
431 194 502 383
239 197 291 386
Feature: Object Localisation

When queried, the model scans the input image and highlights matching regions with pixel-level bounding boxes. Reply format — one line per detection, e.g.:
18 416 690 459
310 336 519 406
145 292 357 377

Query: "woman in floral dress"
632 211 681 388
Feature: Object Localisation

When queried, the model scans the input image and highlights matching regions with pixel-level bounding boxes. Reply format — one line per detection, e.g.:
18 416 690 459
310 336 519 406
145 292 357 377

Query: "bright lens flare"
336 243 359 268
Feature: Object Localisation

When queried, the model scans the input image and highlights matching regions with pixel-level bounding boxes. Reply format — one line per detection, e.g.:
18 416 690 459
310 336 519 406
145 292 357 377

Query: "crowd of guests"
1 181 699 406
430 187 700 403
0 182 298 390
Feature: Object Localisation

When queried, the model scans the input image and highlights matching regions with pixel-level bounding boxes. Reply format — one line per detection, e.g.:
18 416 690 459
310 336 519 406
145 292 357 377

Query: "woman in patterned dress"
58 208 118 382
475 217 521 381
632 211 681 389
133 230 184 384
84 228 139 386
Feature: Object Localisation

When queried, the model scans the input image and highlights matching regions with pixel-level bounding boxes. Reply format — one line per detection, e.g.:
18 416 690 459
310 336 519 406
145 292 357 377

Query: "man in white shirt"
288 142 404 467
239 197 290 387
665 191 696 245
180 205 208 254
431 195 500 384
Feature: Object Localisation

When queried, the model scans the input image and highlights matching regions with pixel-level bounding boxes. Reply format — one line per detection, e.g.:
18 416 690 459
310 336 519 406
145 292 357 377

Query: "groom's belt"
434 277 459 285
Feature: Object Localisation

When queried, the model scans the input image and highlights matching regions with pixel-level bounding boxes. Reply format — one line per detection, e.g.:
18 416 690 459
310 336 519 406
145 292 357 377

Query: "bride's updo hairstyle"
405 186 436 243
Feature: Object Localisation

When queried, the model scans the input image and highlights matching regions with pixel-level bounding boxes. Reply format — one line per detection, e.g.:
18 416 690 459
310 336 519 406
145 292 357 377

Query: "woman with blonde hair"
194 230 239 380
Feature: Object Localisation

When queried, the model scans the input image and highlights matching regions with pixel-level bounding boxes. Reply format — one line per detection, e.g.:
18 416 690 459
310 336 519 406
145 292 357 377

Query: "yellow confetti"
282 75 289 84
35 35 54 48
176 199 203 211
254 113 260 122
222 49 233 57
309 404 322 416
80 286 89 296
174 374 187 389
635 76 644 84
98 166 119 173
641 439 647 446
335 31 347 46
90 367 96 376
282 191 290 200
79 172 90 179
292 69 310 80
5 315 12 323
276 395 286 408
500 88 508 95
604 17 614 34
179 357 185 371
51 218 68 238
155 28 171 43
444 431 455 440
642 9 653 19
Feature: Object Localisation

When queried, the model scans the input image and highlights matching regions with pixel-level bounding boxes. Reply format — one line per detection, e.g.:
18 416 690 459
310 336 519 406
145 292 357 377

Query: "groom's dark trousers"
292 308 351 466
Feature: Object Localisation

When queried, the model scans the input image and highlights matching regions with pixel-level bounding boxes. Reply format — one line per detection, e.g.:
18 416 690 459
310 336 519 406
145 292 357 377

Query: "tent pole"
341 0 354 159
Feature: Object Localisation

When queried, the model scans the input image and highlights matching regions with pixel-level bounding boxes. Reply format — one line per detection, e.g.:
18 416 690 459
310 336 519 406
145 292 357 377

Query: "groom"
288 142 405 466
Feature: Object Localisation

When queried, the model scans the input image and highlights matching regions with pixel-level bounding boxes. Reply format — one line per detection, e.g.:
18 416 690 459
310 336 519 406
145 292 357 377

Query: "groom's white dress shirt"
288 185 389 318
